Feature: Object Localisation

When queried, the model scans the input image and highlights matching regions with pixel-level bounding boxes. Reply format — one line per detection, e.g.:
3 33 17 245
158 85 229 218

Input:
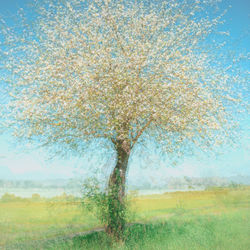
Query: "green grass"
1 186 249 249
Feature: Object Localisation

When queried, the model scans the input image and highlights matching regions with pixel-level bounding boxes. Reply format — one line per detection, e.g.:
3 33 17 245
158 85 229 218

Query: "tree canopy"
0 0 243 158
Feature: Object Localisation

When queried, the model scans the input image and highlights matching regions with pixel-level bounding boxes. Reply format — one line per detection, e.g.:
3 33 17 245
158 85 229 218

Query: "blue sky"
0 0 249 181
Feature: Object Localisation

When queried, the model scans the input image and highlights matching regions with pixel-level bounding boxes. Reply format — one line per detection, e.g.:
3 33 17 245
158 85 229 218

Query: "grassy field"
0 186 249 249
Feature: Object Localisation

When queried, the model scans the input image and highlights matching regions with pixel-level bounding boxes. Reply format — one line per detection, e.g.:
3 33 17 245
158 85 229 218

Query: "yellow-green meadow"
1 186 249 249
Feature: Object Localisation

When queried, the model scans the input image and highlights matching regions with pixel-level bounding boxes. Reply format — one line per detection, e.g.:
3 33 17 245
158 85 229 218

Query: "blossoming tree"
0 0 243 240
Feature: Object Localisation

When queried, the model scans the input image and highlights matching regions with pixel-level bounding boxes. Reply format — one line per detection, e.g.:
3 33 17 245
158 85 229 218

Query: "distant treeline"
0 176 249 190
0 192 82 203
0 179 81 189
129 176 250 190
1 185 248 203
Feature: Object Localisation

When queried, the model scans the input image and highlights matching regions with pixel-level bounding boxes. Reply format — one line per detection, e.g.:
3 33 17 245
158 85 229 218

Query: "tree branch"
131 118 153 149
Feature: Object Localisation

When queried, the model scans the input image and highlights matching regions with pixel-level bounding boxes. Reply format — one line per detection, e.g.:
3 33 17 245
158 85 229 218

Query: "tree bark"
105 139 130 240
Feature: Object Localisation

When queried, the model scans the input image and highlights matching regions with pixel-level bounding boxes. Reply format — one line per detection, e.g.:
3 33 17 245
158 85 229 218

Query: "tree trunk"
105 139 130 241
